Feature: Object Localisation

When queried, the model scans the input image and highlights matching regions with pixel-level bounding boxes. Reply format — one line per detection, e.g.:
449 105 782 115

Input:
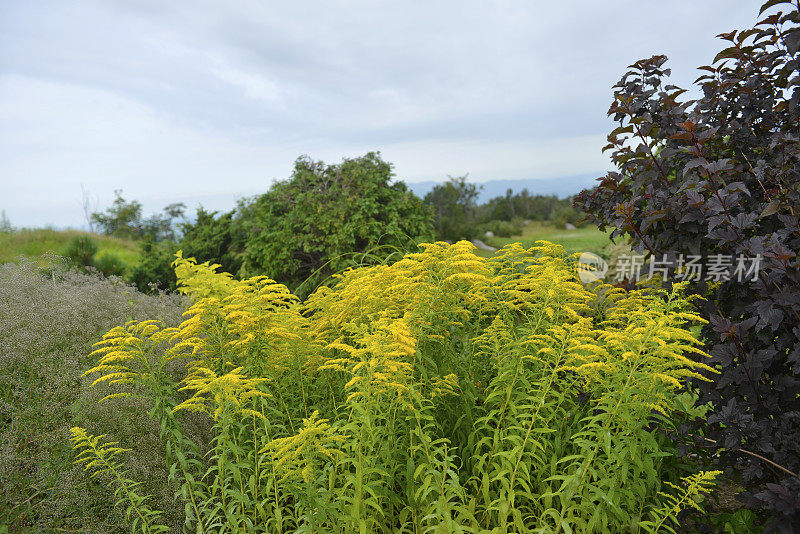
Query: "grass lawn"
0 228 139 266
481 221 614 256
0 223 614 272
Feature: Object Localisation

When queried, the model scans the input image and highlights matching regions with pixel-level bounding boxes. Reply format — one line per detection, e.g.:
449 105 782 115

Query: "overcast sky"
1 0 763 228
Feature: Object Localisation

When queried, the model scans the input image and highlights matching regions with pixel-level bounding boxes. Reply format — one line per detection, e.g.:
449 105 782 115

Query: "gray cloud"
0 0 762 227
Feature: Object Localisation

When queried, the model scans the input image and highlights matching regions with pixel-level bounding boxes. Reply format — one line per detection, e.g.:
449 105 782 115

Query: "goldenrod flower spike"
172 366 270 421
262 411 344 482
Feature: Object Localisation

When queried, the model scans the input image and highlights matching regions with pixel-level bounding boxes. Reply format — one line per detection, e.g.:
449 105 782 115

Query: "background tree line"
423 174 584 241
79 153 583 294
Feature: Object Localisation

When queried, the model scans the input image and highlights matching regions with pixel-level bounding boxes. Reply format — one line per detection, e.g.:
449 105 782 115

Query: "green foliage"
425 182 588 241
239 152 434 293
708 509 762 534
139 202 186 242
94 251 129 278
64 236 130 278
125 208 242 293
639 470 722 534
482 189 573 223
78 241 719 532
424 174 482 240
96 154 430 294
0 228 139 266
0 210 12 233
70 428 170 533
91 190 144 239
479 219 522 238
91 191 185 242
550 204 585 229
178 207 243 277
129 238 179 292
64 235 99 268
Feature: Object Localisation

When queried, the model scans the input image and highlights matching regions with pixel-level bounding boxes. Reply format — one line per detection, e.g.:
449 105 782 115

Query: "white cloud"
209 56 283 105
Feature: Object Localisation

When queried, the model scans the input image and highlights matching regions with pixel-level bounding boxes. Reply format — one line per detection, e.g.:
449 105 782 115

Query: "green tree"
0 209 13 233
424 175 482 241
129 238 179 292
91 192 185 242
550 202 584 228
239 152 434 294
128 207 244 293
139 202 186 242
179 207 243 276
90 190 143 238
480 190 575 224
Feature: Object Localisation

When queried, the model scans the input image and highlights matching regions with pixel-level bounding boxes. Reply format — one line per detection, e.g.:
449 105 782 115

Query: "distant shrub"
0 256 186 531
599 241 635 282
550 205 585 229
63 235 98 268
480 219 521 238
129 238 179 293
93 251 128 278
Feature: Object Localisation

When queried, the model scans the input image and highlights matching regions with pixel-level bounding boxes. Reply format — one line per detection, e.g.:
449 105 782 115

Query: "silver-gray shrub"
0 255 189 532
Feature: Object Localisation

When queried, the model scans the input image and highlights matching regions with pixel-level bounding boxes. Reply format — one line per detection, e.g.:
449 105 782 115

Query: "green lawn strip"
484 221 613 255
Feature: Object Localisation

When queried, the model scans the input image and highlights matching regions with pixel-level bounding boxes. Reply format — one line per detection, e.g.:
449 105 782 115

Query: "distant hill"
405 172 603 203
